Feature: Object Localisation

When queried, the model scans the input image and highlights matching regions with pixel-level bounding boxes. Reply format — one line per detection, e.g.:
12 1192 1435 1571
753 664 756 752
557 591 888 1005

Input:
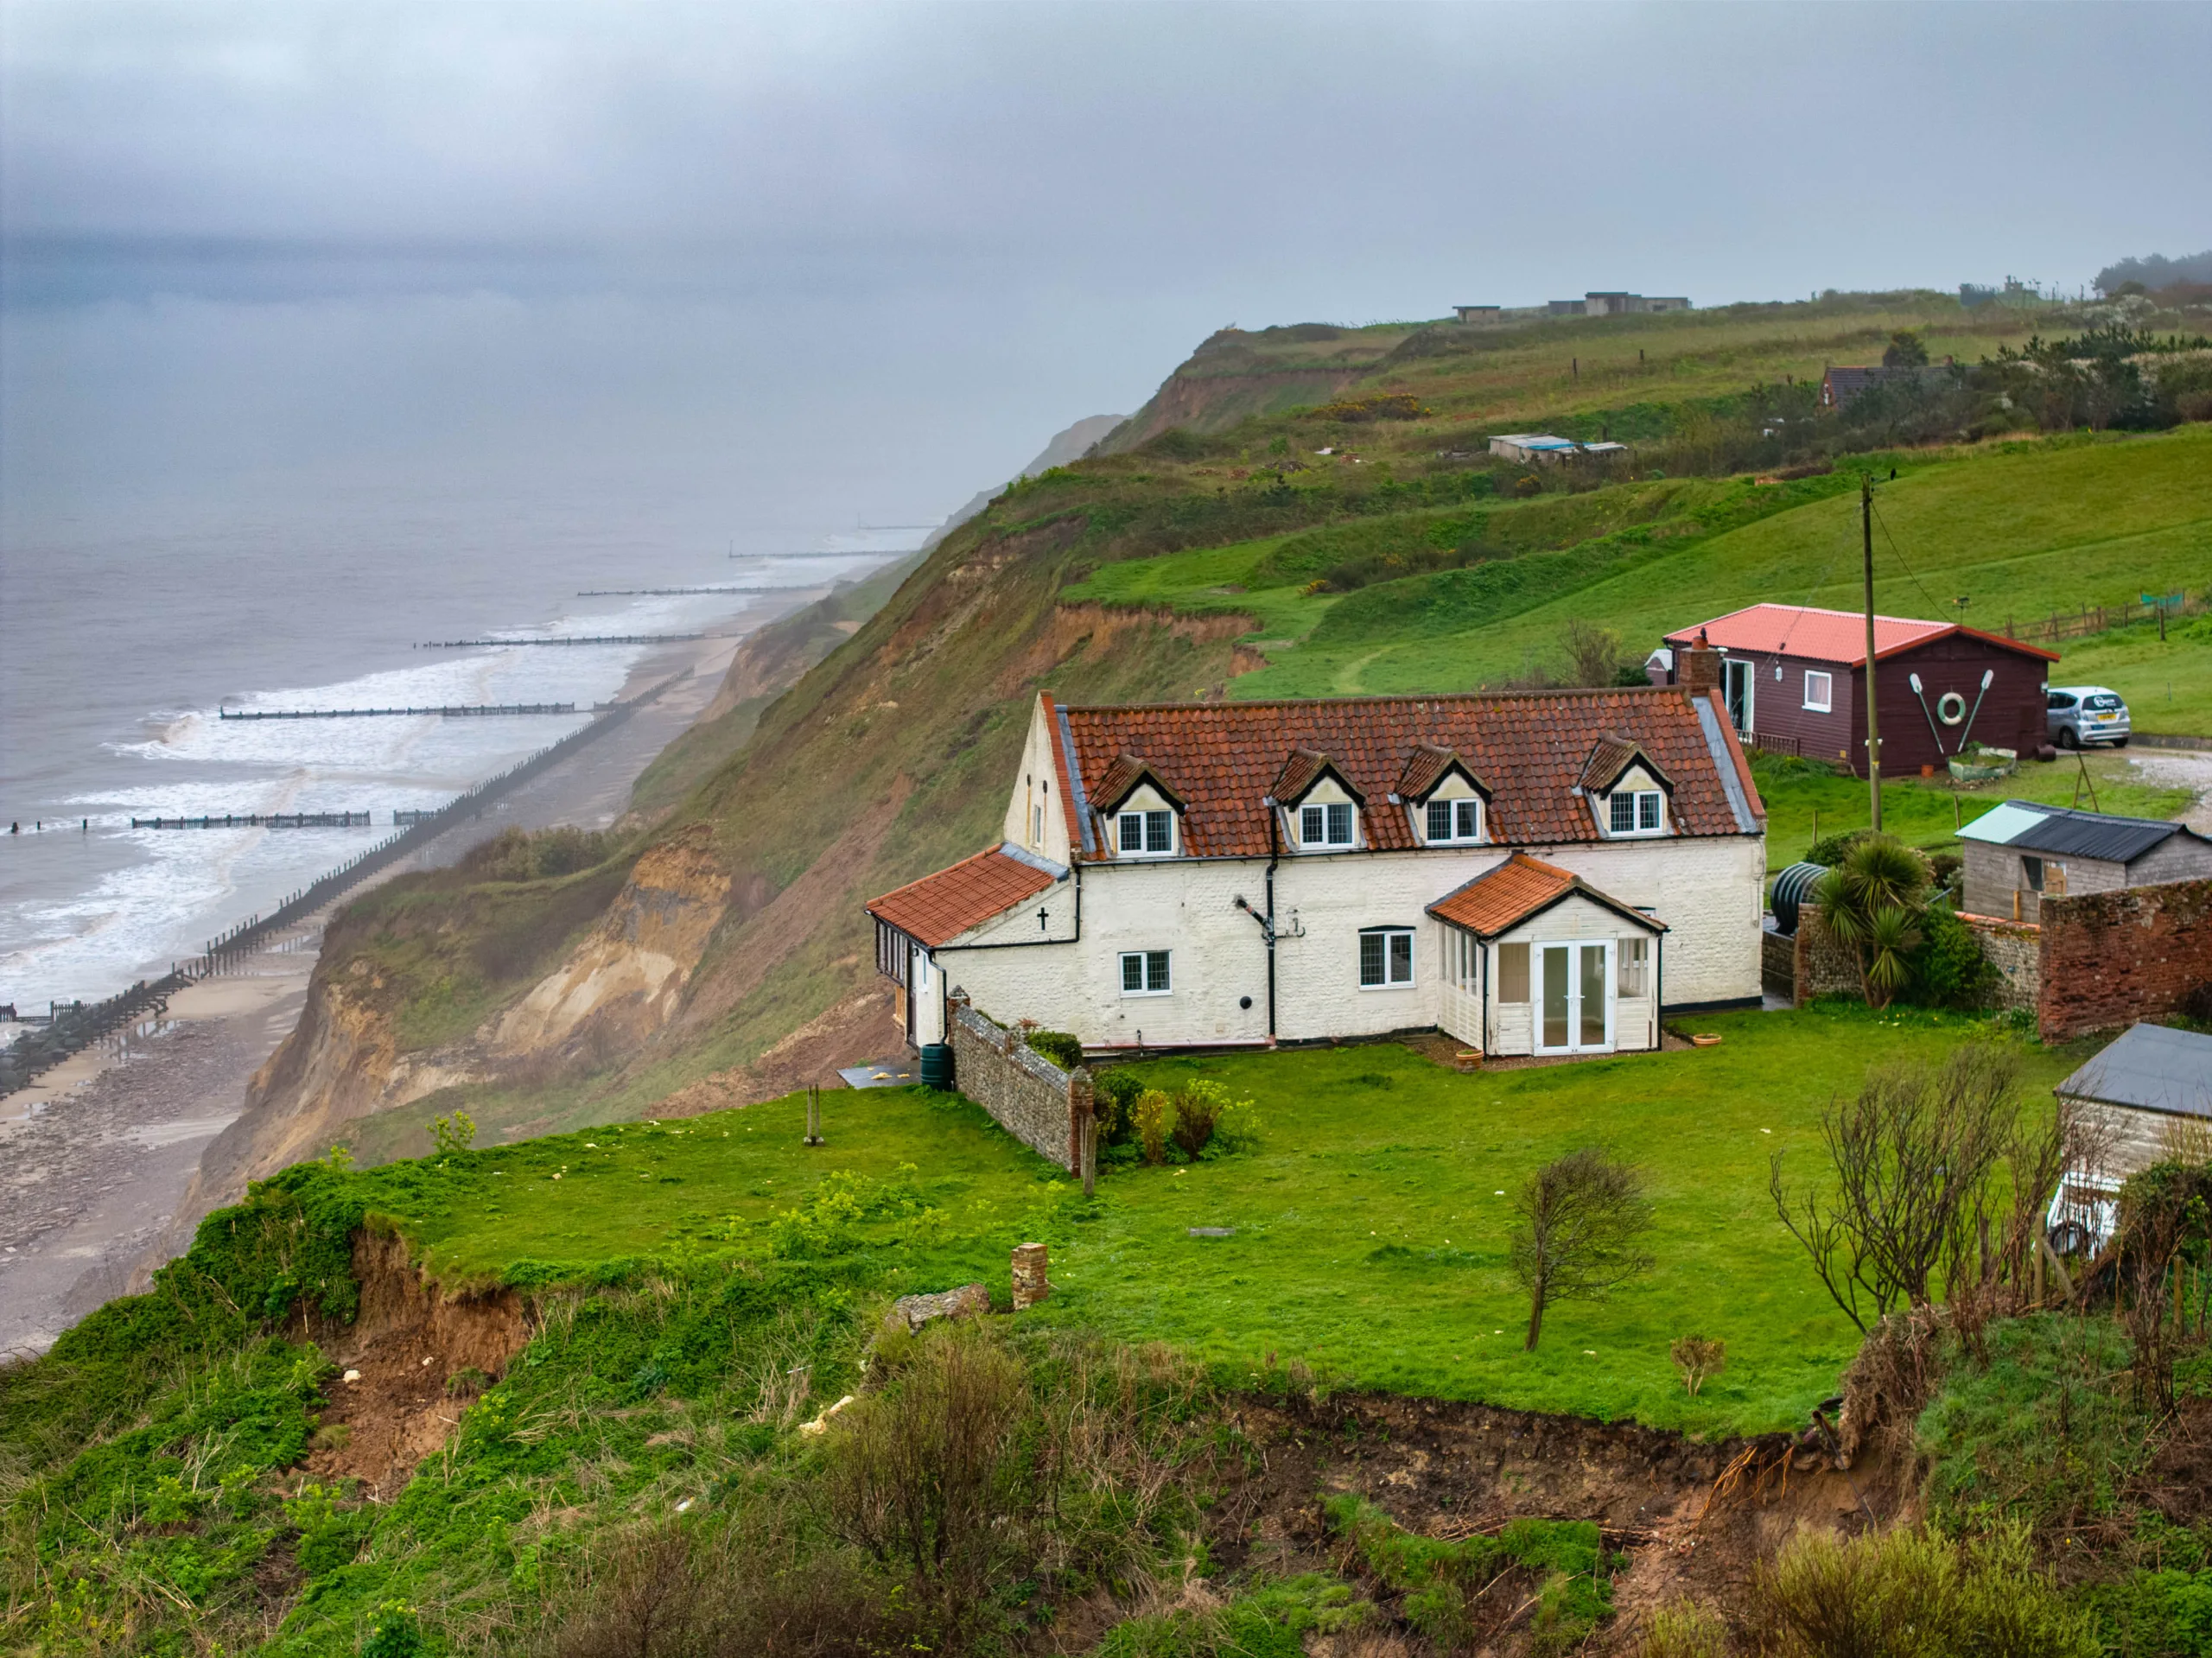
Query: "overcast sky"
4 1 2209 544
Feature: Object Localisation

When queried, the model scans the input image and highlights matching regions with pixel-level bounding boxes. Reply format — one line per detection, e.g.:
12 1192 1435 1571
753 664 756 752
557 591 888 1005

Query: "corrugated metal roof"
2056 1023 2212 1118
1955 798 2196 864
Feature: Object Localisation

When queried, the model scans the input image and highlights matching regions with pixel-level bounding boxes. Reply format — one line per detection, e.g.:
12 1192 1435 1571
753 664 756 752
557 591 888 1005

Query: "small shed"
1453 304 1502 323
1956 799 2212 923
2055 1022 2212 1178
1660 602 2057 774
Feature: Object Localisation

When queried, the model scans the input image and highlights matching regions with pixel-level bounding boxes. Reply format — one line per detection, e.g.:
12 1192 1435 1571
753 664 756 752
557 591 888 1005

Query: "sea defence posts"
0 975 189 1097
132 812 375 829
415 633 706 648
0 669 692 1102
219 702 577 721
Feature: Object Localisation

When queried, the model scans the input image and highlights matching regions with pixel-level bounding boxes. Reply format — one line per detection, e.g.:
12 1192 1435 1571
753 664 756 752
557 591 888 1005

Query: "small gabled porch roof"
867 842 1063 949
1427 853 1668 942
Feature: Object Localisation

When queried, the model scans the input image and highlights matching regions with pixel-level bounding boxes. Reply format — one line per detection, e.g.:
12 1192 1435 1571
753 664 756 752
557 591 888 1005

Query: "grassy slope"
1098 426 2212 701
369 1006 2073 1439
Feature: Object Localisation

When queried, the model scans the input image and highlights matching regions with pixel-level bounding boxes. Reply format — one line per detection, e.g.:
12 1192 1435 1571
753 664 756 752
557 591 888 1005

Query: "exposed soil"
305 1230 531 1499
1206 1388 1912 1654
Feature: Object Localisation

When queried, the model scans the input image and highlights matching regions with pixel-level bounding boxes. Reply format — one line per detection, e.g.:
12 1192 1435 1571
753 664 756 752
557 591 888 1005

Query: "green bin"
918 1043 955 1090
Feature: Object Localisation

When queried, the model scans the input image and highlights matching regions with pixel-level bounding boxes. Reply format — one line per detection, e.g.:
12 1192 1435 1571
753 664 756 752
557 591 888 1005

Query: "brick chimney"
1680 628 1723 696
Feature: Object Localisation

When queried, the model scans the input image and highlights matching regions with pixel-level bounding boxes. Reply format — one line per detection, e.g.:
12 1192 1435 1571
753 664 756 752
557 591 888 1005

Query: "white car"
2047 684 2131 748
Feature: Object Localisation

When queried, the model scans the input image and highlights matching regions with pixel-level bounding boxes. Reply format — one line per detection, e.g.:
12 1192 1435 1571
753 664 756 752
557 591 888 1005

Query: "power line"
1869 495 1949 617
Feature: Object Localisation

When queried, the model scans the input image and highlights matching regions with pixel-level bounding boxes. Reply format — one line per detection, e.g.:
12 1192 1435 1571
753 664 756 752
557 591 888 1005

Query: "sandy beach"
0 613 791 1356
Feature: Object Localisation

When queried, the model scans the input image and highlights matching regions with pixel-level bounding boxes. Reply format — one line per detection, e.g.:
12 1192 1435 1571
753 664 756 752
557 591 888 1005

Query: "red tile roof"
1395 744 1487 801
1577 734 1667 795
1663 603 2057 666
1057 687 1759 859
1427 853 1666 939
867 845 1058 947
1092 753 1184 814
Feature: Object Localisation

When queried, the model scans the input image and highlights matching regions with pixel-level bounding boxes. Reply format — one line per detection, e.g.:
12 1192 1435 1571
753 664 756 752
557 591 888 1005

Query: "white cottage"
867 685 1767 1058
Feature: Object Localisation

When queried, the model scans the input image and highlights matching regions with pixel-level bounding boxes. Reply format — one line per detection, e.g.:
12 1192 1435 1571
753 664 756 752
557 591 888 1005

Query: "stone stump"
1010 1241 1050 1309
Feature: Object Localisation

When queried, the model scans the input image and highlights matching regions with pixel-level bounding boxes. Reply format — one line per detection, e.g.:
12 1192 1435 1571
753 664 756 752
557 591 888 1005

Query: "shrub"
461 825 616 883
431 1109 477 1155
1750 1523 2096 1658
1135 1089 1173 1166
1026 1030 1084 1072
1906 902 1997 1010
1805 828 1871 867
1669 1335 1726 1397
1637 1600 1729 1658
1092 1069 1144 1144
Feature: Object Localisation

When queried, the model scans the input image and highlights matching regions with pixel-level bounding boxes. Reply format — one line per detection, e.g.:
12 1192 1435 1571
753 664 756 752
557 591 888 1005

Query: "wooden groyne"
0 670 693 1104
0 975 188 1097
219 702 577 721
131 812 375 829
415 633 705 649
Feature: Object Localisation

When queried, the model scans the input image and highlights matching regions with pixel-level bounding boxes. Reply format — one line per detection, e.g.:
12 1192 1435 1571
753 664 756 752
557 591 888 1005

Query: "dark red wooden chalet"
1661 604 2058 775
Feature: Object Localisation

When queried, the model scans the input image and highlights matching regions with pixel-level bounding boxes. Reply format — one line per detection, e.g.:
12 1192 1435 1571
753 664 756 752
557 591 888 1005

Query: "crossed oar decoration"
1907 668 1995 756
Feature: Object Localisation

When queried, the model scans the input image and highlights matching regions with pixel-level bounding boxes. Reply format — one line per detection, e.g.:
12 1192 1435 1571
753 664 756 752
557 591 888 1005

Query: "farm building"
1955 799 2212 924
1452 304 1502 322
1488 434 1630 466
867 686 1767 1062
1658 602 2058 775
2055 1022 2212 1178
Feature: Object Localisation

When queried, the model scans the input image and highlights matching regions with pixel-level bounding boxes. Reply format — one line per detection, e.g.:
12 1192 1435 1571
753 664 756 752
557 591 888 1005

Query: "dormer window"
1300 802 1355 847
1425 797 1483 843
1608 790 1665 836
1117 809 1174 855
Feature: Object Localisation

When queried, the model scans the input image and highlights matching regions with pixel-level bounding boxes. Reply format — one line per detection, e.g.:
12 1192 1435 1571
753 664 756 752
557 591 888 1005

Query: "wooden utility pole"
1862 474 1883 831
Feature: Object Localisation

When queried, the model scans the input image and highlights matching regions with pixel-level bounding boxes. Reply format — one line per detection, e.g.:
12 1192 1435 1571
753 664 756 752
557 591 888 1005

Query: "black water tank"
918 1043 955 1089
1770 861 1828 936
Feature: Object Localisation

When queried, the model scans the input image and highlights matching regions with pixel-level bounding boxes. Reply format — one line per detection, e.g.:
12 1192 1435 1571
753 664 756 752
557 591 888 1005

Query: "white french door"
1535 941 1613 1055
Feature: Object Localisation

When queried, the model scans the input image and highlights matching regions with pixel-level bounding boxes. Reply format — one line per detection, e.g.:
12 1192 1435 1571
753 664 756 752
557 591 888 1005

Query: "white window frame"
1298 800 1357 849
1802 670 1834 713
1119 950 1172 995
1605 790 1665 837
1357 926 1416 989
1422 796 1484 844
1116 808 1175 858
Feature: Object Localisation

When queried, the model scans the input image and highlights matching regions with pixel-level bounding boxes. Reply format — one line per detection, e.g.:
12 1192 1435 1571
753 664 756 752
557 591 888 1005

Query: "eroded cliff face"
489 825 732 1061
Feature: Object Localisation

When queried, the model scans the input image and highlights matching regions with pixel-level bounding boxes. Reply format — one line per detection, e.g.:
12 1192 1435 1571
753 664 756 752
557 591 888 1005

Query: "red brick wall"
2037 877 2212 1041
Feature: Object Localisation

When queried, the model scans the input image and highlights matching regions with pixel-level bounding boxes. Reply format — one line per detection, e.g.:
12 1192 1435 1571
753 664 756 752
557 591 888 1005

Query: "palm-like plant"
1814 835 1931 1009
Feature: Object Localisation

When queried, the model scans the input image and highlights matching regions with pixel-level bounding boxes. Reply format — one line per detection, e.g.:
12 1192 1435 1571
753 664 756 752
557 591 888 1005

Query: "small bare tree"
1771 1045 2078 1333
1559 618 1628 688
1508 1147 1655 1350
1669 1335 1726 1397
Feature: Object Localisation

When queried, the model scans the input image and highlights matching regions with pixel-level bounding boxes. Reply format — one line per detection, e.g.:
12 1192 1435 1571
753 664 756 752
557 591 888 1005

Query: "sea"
0 495 900 1018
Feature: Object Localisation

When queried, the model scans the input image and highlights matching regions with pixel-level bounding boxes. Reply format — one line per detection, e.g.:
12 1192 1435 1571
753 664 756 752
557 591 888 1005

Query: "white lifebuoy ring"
1936 690 1967 726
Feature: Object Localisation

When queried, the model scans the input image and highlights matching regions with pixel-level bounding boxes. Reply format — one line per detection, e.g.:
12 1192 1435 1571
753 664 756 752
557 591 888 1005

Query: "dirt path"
0 616 792 1358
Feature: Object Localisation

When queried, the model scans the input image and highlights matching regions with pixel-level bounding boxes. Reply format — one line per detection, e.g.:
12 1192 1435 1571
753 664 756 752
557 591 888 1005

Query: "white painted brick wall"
941 834 1764 1048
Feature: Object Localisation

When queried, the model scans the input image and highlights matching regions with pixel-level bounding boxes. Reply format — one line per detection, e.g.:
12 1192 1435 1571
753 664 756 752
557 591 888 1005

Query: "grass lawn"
358 1004 2075 1439
1751 750 2196 871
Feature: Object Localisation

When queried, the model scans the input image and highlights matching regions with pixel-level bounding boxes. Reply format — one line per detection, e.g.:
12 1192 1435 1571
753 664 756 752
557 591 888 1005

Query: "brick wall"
2037 877 2212 1042
1959 913 2040 1012
945 989 1088 1172
1761 921 1796 999
1791 905 1862 1004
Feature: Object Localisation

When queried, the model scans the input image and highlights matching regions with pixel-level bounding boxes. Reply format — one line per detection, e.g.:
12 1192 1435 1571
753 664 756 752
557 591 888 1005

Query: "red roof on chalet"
867 845 1058 947
1427 853 1666 939
1663 603 2057 667
1056 687 1762 860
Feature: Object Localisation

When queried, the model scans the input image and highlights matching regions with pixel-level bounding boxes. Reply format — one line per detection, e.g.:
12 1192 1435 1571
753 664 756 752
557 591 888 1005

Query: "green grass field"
1065 428 2212 704
2050 614 2212 738
357 1006 2077 1439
